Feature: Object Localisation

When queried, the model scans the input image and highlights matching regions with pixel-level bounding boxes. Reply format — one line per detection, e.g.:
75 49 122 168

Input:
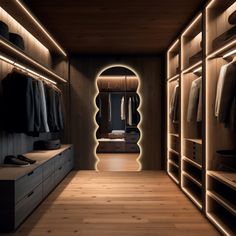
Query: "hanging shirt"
128 97 132 125
120 96 125 120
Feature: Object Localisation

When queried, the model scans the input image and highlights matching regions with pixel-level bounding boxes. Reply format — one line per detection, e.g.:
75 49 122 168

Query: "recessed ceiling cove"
23 0 206 54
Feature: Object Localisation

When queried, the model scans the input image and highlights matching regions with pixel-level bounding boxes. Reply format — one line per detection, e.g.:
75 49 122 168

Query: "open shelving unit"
167 39 181 185
166 0 236 234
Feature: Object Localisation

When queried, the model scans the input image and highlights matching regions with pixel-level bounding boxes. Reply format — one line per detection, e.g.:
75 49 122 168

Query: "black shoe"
4 155 30 167
17 155 36 164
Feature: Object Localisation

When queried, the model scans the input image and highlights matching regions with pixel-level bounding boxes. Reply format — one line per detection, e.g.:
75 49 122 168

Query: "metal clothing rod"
0 54 57 85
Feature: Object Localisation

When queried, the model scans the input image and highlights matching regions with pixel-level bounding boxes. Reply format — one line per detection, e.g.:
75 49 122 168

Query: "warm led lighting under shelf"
193 66 202 74
168 74 180 82
182 187 202 209
0 54 57 85
182 13 202 37
223 49 236 59
0 39 67 83
168 171 179 184
15 0 67 57
183 61 202 74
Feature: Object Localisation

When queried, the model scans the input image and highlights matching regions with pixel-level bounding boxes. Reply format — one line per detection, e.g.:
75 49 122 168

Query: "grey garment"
108 93 111 122
169 84 179 123
187 77 202 122
38 80 50 132
216 61 236 123
32 80 41 133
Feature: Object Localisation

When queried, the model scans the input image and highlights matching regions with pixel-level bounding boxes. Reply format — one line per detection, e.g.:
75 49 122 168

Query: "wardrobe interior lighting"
15 0 67 57
207 39 236 59
169 74 179 81
207 213 230 236
183 61 202 74
0 54 57 85
182 187 202 208
94 64 143 171
0 39 67 83
183 156 202 169
168 172 179 184
206 0 216 10
169 39 180 53
223 49 236 59
182 13 202 37
193 67 202 73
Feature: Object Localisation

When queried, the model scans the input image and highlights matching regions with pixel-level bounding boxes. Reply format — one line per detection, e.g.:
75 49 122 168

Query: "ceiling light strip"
0 39 67 83
15 0 67 57
0 54 57 85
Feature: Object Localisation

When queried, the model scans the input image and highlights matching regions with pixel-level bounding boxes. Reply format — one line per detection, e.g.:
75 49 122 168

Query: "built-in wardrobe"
167 0 236 234
0 1 73 231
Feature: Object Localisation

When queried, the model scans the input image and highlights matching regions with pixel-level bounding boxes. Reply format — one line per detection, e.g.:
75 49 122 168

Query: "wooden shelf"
168 148 179 155
0 0 67 56
183 171 202 187
208 171 236 191
182 61 202 74
168 74 180 82
0 35 66 83
182 186 202 209
183 156 202 170
168 160 179 169
207 190 236 216
168 171 179 185
185 138 202 145
169 133 179 137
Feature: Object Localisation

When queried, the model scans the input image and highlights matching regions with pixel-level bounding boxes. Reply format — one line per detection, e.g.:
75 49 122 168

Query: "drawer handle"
27 191 34 198
59 166 62 170
59 153 62 156
28 171 34 176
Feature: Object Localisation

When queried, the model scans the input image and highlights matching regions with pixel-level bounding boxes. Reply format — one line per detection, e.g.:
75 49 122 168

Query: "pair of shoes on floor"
4 155 36 167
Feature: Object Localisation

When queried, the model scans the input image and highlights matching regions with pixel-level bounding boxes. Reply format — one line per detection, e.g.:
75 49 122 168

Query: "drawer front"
42 158 55 180
54 166 64 186
125 134 139 143
97 142 125 153
43 174 55 198
54 153 64 170
126 144 140 153
15 184 42 228
15 167 42 204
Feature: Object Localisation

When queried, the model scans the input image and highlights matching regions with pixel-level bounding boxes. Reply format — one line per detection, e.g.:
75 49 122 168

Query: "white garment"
128 97 132 125
187 77 202 122
120 96 125 120
38 80 50 132
215 64 228 118
108 93 111 122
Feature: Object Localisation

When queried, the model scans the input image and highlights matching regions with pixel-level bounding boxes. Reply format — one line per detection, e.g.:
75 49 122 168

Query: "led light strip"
182 13 202 37
168 74 180 82
0 54 57 85
183 156 202 169
0 39 67 83
15 0 67 57
223 49 236 59
193 66 202 74
168 171 179 184
182 187 202 209
94 64 143 171
182 61 202 74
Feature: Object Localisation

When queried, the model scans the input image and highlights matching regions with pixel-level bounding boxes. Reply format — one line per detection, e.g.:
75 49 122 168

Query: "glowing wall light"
93 64 143 171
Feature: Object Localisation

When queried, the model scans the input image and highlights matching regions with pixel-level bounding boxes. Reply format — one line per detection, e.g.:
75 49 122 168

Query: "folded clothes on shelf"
0 21 9 40
228 10 236 25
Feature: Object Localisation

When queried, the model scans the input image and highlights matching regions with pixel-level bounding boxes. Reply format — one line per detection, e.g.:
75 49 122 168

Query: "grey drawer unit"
43 174 55 198
42 158 54 180
15 184 42 228
125 133 140 143
0 144 73 232
15 166 42 204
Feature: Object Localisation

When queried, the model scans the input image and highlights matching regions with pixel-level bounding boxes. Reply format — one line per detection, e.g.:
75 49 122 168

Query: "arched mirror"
95 66 141 171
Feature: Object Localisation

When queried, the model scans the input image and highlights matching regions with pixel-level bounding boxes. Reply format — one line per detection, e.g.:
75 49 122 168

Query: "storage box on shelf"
0 145 73 232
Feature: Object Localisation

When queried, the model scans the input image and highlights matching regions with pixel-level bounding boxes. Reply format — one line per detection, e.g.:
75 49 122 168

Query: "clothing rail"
0 54 57 85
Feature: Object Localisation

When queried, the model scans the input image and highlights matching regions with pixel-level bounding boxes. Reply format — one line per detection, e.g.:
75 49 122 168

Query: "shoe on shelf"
17 155 36 164
4 155 30 167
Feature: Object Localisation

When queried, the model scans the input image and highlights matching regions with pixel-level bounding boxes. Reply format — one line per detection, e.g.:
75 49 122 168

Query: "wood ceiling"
23 0 206 55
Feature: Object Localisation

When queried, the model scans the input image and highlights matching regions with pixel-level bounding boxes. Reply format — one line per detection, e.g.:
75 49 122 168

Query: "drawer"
42 158 54 180
125 133 140 143
43 174 55 198
54 153 64 170
54 165 64 186
97 142 126 153
15 167 42 204
126 144 140 153
15 183 42 228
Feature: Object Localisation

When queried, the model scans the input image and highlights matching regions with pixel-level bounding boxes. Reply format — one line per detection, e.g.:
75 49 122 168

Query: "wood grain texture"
22 0 206 54
69 55 163 170
3 171 219 236
97 153 139 171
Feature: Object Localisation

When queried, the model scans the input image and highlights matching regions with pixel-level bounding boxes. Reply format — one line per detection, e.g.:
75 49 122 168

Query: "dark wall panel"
70 55 163 170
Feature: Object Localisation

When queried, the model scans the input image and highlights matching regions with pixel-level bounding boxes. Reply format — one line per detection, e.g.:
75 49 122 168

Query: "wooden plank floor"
7 171 219 236
97 153 139 171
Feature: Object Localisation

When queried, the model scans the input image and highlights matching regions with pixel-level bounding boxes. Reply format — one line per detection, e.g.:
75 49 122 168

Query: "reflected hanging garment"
120 96 125 120
128 97 132 125
108 93 112 122
169 84 179 123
